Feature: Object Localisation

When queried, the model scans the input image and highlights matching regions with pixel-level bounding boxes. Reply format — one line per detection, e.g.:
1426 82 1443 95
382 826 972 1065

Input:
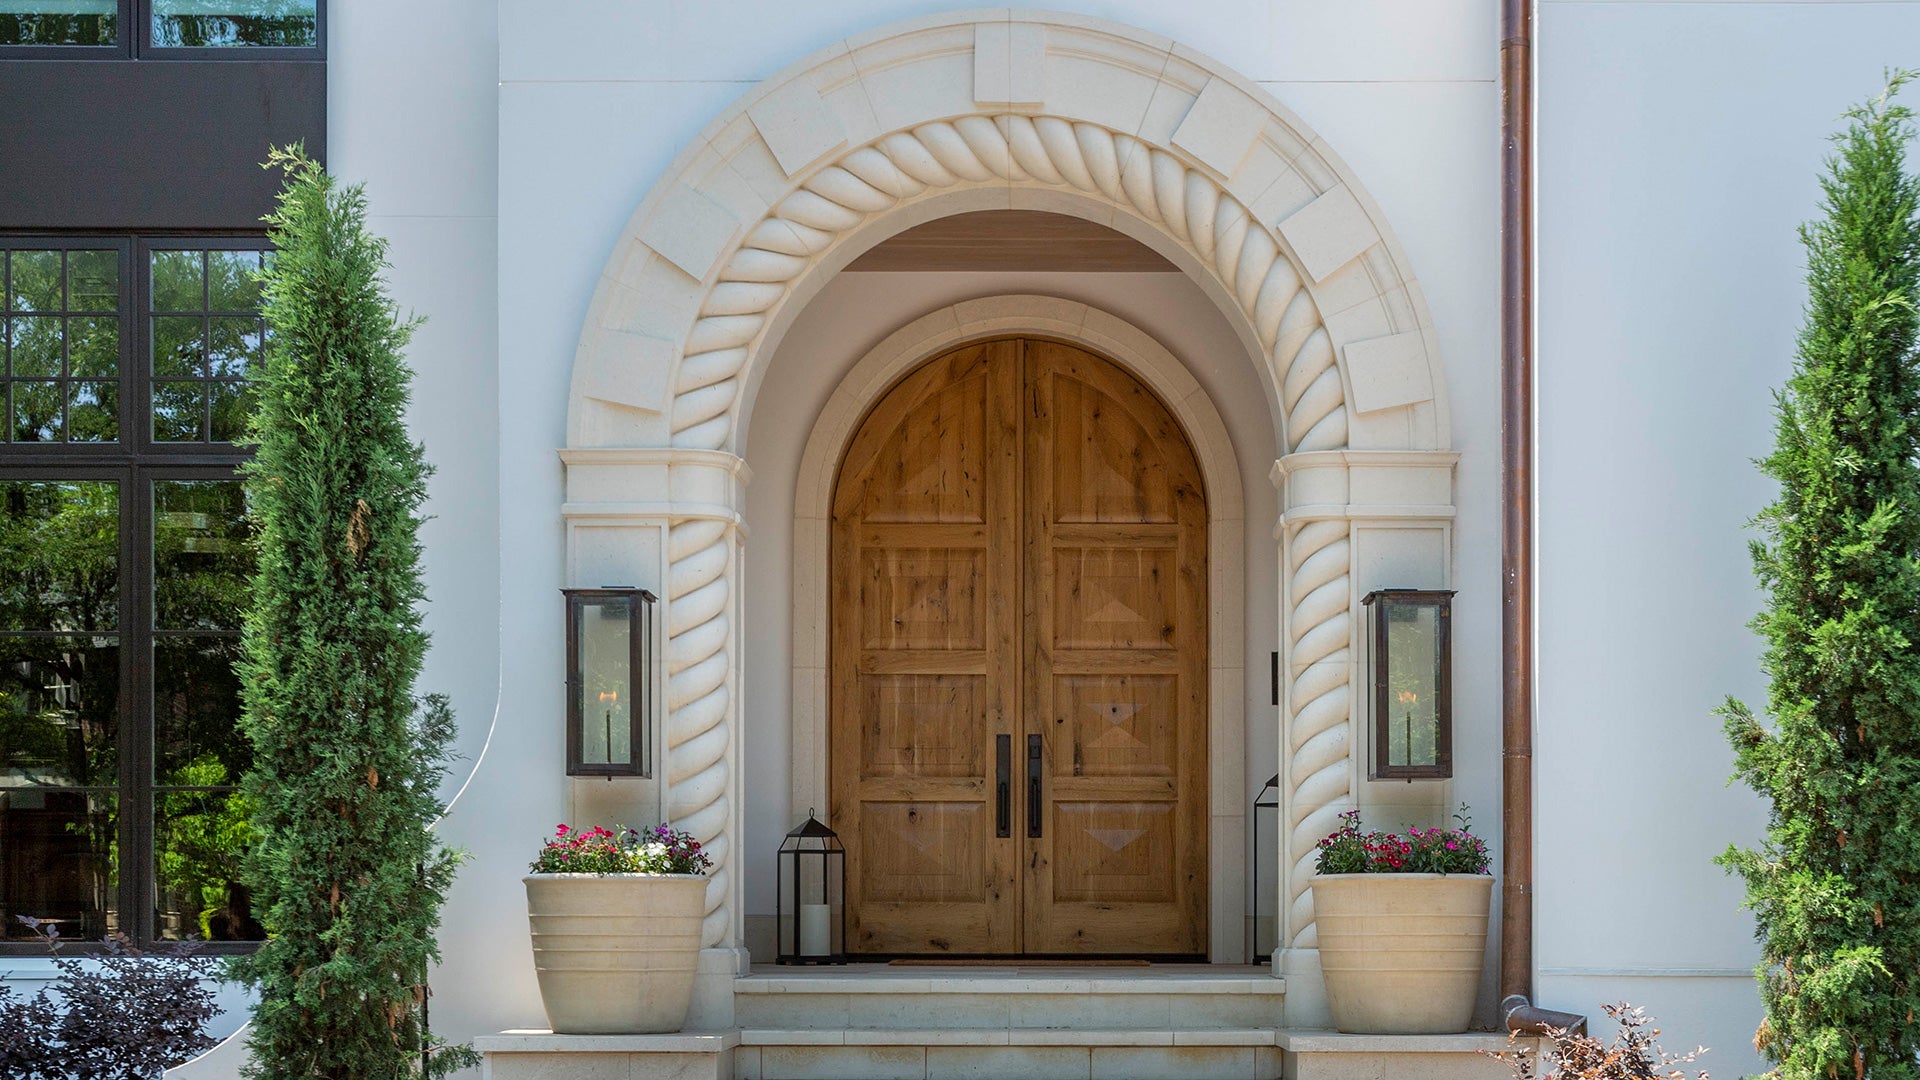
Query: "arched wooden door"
830 337 1208 957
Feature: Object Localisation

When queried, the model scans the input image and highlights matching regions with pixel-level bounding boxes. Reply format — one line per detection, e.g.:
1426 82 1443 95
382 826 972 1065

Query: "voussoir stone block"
974 21 1046 107
1343 331 1433 414
641 184 742 282
1277 185 1379 282
1172 77 1266 181
578 327 676 413
748 82 848 178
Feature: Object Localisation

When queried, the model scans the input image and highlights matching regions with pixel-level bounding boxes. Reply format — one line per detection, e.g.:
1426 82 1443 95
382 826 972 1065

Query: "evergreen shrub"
1720 73 1920 1078
231 146 475 1080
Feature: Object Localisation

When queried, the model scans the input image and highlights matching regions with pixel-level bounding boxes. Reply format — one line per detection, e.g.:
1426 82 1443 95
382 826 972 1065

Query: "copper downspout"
1499 0 1586 1039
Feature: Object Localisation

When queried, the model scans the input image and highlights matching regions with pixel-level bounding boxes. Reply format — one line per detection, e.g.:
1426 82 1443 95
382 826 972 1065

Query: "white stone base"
475 1031 737 1080
1276 1031 1533 1080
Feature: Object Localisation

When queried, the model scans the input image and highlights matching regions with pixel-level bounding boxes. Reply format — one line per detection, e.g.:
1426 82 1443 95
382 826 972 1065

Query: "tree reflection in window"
150 0 315 47
0 480 121 939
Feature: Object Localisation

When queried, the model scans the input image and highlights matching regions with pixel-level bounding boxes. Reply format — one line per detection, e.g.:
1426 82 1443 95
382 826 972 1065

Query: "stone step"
737 1033 1284 1080
472 1028 1532 1080
1276 1031 1533 1080
734 969 1285 1032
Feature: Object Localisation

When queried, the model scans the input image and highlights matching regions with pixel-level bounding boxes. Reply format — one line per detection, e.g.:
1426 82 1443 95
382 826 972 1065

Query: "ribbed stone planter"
1311 873 1493 1034
523 873 705 1034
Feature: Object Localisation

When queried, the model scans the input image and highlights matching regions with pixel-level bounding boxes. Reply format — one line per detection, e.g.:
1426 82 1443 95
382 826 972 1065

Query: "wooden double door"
830 338 1208 957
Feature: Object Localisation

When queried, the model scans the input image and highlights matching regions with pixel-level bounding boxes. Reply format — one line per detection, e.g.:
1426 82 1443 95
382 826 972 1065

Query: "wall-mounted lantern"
562 587 656 778
776 811 846 965
1361 589 1455 781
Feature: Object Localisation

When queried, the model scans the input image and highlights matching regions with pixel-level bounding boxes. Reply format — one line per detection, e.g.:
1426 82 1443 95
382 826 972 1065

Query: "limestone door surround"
559 8 1457 1011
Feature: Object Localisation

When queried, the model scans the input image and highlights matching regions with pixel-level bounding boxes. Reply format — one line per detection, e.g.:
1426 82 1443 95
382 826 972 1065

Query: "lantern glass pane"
577 597 632 767
1383 601 1441 769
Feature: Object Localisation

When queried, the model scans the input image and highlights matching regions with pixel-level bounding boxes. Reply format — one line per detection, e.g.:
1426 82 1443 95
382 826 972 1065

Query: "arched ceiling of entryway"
567 8 1451 460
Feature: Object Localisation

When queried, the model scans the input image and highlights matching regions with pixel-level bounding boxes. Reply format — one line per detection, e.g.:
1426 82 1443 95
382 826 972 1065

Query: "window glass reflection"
0 2 116 46
4 250 121 444
154 480 251 631
150 250 263 444
155 787 256 940
154 637 246 781
0 637 119 788
0 481 118 633
0 790 117 940
151 0 314 47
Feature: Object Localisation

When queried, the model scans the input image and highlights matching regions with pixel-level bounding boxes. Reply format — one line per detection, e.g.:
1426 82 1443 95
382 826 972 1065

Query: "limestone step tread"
1275 1030 1523 1053
736 968 1283 996
740 1028 1279 1047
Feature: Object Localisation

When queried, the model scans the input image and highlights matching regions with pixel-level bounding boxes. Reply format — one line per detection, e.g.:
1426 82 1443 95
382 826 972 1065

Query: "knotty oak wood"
830 338 1207 956
1021 340 1209 956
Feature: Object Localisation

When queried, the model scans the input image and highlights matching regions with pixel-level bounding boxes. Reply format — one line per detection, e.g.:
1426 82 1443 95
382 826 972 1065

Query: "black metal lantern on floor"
1361 589 1455 780
776 811 846 964
562 587 656 778
1249 773 1279 963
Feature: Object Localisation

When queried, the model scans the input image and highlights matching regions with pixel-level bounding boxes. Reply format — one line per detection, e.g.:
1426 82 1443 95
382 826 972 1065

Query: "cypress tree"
1721 74 1920 1078
232 147 474 1079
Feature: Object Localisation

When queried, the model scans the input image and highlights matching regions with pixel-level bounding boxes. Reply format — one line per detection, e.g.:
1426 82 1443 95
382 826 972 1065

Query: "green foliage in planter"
230 146 476 1080
1720 74 1920 1078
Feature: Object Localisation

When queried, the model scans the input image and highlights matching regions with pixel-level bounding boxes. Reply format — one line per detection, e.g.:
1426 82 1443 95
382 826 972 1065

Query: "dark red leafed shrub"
0 916 222 1080
1485 1002 1707 1080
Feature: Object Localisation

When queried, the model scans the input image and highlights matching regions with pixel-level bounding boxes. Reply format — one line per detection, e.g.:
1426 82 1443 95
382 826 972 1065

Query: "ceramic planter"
523 873 705 1034
1311 873 1493 1034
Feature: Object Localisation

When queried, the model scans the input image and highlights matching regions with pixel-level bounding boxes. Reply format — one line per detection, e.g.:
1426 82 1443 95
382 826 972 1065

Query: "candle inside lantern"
800 903 831 957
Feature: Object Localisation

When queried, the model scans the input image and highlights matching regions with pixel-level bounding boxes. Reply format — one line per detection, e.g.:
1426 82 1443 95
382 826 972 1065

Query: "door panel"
1022 340 1207 956
832 341 1021 955
830 337 1206 956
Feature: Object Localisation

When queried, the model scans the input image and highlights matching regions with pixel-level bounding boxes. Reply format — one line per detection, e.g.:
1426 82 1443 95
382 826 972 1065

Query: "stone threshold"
741 1028 1278 1047
475 1029 1525 1052
1276 1032 1522 1054
736 963 1282 996
473 1030 739 1054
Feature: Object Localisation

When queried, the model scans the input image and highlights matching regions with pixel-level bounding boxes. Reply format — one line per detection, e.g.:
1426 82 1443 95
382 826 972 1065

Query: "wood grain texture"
842 211 1179 273
830 338 1206 957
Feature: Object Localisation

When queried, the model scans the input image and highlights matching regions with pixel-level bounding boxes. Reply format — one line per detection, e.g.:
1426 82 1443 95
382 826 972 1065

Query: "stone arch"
563 9 1455 961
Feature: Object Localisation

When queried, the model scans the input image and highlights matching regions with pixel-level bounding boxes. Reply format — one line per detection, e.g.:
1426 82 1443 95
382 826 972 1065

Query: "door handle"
995 735 1011 838
1027 734 1043 838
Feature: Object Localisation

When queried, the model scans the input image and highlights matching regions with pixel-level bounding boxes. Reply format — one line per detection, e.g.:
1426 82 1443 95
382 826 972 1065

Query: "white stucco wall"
149 0 1920 1071
1538 2 1920 1075
313 0 512 1057
467 0 1503 1043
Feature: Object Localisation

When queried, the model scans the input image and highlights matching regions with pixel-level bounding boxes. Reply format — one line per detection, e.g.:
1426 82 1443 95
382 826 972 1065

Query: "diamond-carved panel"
1056 674 1176 777
1053 546 1176 650
861 802 987 903
862 375 987 523
1049 374 1174 523
860 674 984 779
860 548 986 651
1051 803 1174 904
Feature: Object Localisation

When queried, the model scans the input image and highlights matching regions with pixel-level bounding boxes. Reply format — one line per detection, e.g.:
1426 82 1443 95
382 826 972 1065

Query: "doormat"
887 958 1151 967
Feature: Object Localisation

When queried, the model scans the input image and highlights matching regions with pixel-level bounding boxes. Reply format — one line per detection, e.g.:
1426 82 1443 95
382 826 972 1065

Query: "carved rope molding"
667 115 1346 453
667 516 734 946
650 115 1354 950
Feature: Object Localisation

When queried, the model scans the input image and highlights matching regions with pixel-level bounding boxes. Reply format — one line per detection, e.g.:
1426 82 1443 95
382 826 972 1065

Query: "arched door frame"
792 297 1247 962
560 10 1460 1023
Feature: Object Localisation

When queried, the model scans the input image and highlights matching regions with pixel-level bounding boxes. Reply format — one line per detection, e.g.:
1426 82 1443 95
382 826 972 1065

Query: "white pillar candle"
800 903 832 957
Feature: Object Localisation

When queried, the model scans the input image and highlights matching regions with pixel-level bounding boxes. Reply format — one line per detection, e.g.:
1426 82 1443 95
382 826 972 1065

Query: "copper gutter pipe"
1499 0 1586 1039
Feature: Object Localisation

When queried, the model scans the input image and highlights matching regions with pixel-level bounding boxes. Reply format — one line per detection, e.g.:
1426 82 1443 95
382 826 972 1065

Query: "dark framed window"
0 237 266 952
0 0 322 56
